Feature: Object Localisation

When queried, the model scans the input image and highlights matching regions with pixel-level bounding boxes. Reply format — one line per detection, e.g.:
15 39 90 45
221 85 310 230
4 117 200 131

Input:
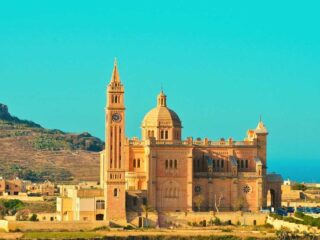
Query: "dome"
141 90 182 141
142 106 182 128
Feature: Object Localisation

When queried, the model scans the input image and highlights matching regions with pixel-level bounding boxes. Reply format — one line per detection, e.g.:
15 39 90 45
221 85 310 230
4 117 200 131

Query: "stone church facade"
99 60 282 222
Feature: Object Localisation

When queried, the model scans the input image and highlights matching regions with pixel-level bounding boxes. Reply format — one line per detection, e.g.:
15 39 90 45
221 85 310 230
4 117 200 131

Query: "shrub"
291 184 307 191
213 217 222 225
29 213 38 221
124 225 135 230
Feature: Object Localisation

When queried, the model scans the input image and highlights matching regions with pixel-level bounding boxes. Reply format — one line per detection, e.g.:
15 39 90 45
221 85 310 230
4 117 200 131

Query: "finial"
110 58 121 83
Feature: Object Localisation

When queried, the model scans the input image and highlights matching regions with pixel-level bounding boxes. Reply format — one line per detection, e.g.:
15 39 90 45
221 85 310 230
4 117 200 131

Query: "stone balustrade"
128 138 256 147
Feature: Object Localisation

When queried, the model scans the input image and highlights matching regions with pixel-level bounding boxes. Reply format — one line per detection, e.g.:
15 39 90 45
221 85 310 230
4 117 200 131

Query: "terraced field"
0 104 102 183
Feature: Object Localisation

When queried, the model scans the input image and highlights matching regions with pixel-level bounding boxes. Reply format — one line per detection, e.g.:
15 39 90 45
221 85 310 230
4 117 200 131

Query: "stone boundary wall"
8 221 109 232
267 216 320 234
160 212 267 227
0 195 43 202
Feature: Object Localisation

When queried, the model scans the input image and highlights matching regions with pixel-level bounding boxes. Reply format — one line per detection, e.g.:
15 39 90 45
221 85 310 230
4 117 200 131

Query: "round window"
243 185 251 194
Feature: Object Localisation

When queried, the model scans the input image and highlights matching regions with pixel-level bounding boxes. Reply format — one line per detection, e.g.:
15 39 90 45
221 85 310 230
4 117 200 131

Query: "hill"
0 103 104 183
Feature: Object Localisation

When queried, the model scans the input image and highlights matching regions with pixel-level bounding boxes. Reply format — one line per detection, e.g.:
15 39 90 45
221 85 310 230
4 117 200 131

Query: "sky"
0 1 320 182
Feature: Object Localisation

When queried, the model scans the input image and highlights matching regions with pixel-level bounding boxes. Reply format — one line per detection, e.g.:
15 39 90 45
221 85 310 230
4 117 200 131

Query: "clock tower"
104 59 126 221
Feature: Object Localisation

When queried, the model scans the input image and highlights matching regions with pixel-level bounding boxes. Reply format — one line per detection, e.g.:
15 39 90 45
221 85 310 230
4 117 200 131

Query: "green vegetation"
0 199 56 220
33 135 70 150
1 164 73 182
0 199 25 217
270 212 320 229
291 183 307 191
29 213 38 221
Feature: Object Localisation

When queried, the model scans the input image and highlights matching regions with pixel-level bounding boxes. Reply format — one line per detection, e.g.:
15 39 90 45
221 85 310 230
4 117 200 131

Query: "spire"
110 58 121 83
255 116 268 134
157 89 167 107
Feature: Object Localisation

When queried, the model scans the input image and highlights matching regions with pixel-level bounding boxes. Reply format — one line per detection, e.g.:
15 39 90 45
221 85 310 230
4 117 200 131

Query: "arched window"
114 96 117 103
241 160 244 169
165 160 168 169
96 200 105 210
137 159 141 168
174 160 177 169
151 130 154 137
221 159 224 168
114 188 118 197
169 188 173 198
165 130 168 139
245 160 249 168
160 130 164 139
217 159 220 168
169 160 173 168
133 159 136 168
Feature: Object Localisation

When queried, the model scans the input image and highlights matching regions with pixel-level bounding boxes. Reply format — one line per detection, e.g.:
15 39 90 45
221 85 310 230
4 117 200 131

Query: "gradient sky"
1 1 320 181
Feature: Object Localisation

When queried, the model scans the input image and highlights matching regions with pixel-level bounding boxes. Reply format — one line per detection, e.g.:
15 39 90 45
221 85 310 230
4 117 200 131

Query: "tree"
29 213 38 221
194 194 205 212
214 193 224 213
0 204 7 219
292 184 307 191
1 199 24 216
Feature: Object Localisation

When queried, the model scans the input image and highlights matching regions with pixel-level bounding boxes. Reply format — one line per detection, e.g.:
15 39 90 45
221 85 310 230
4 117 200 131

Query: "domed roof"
142 91 182 128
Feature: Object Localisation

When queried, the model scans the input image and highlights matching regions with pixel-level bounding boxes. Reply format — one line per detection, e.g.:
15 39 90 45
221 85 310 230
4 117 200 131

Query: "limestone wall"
8 221 108 232
127 212 158 227
0 195 43 201
160 211 267 227
0 220 8 232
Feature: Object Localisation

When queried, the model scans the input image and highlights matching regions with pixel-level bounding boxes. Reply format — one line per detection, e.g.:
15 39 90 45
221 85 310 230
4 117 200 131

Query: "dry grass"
0 123 100 183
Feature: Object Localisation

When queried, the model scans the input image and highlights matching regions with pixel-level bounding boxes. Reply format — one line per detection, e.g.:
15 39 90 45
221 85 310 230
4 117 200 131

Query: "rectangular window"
245 160 248 168
241 160 244 169
96 200 105 210
221 160 224 168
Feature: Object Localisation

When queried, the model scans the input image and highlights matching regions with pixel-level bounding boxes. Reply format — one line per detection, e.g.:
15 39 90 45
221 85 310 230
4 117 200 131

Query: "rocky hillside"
0 103 104 183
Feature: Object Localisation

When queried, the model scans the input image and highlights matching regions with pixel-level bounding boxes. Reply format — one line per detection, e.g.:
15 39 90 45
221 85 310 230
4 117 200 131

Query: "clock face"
112 113 121 122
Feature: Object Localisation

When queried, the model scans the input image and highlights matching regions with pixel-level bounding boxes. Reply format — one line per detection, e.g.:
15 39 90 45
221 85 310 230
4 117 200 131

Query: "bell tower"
104 59 126 221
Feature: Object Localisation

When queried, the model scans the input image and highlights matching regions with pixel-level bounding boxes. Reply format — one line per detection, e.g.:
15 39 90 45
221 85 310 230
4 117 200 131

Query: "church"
99 60 282 222
56 60 282 223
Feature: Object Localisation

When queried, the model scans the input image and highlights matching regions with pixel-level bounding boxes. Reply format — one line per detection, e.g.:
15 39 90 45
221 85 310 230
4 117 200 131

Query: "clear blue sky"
1 1 320 181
